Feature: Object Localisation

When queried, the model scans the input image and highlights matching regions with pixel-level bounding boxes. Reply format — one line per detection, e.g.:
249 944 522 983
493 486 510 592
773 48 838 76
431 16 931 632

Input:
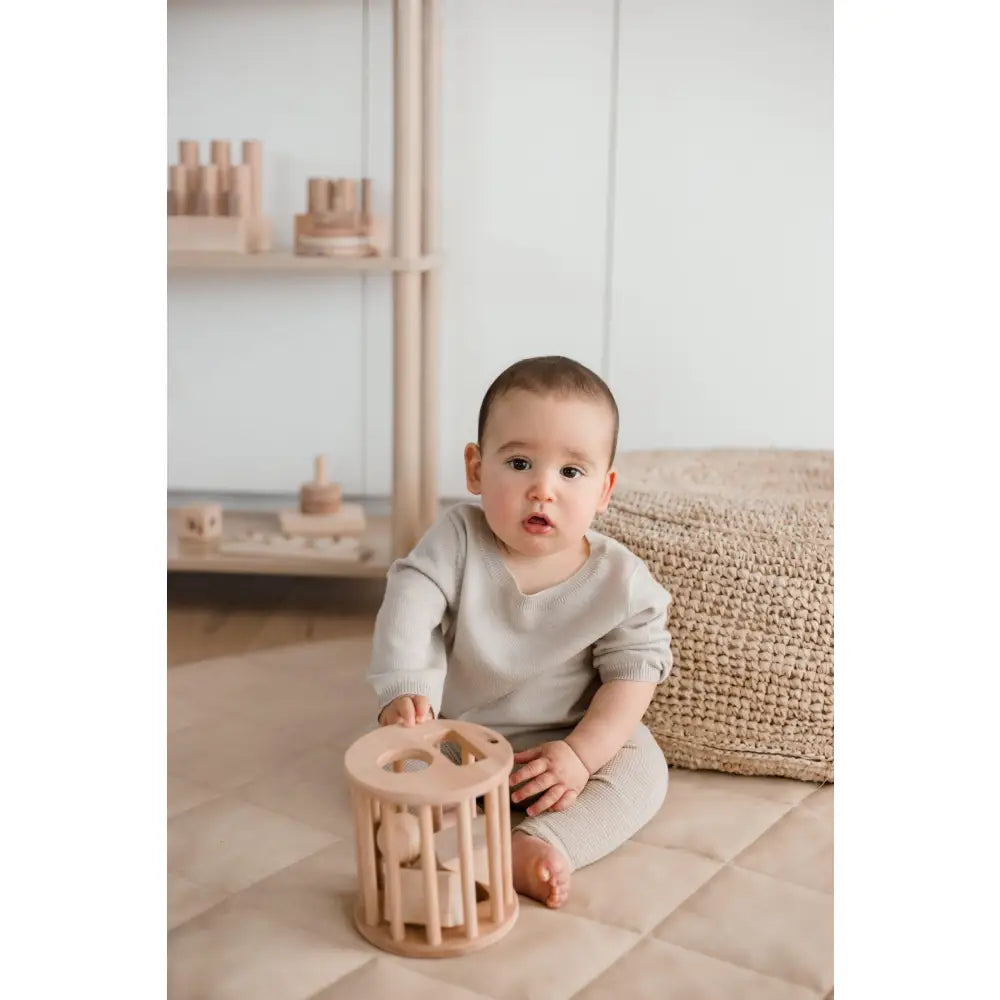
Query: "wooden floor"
167 572 386 667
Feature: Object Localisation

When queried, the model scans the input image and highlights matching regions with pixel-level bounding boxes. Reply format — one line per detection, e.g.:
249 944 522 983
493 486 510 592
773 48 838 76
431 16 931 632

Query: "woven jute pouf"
594 449 833 782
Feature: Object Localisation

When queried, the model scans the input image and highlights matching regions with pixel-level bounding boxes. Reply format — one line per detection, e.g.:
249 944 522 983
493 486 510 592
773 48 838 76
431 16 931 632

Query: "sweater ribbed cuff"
372 675 444 717
597 660 668 685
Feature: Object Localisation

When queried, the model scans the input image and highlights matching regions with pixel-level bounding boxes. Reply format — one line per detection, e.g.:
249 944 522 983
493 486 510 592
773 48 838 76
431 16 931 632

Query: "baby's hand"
378 695 434 727
510 740 589 817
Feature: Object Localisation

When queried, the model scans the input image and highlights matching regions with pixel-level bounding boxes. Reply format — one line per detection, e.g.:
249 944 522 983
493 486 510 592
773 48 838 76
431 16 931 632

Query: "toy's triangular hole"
435 729 486 766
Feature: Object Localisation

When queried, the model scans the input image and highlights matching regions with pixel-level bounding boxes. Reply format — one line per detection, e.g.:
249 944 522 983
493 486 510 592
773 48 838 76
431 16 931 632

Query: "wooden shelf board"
168 250 436 273
167 509 391 579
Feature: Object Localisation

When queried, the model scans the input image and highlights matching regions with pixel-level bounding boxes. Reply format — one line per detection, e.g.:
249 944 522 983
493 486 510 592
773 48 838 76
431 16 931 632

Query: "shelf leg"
392 0 424 559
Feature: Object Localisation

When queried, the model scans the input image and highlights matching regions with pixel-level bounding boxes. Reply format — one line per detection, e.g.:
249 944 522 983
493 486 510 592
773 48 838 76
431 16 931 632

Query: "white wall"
168 0 831 499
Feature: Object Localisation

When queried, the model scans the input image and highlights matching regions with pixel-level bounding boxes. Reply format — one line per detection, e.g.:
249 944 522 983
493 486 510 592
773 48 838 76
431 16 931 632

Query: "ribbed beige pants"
509 723 669 871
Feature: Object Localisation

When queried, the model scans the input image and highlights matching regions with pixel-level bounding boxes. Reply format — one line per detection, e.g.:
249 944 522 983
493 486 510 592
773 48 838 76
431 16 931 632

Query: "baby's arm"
567 565 672 772
510 564 672 814
367 510 465 722
563 679 658 775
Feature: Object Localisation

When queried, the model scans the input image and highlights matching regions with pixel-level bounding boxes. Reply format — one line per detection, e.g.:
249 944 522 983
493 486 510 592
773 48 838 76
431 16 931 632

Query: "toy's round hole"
488 738 499 744
378 748 434 773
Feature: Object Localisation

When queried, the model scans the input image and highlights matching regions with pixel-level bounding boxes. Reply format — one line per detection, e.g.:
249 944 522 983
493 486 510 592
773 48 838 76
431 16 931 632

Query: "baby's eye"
561 466 585 479
507 457 531 471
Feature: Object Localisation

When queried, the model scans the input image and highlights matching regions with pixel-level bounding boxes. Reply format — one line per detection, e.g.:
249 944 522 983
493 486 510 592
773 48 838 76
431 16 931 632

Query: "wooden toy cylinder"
241 140 262 216
178 140 200 214
196 164 219 216
308 177 330 214
210 140 232 214
340 178 357 215
228 164 251 217
330 179 347 215
168 165 187 216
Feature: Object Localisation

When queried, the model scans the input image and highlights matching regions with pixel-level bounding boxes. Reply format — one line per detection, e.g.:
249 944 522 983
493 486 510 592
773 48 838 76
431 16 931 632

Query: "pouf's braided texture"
594 449 833 782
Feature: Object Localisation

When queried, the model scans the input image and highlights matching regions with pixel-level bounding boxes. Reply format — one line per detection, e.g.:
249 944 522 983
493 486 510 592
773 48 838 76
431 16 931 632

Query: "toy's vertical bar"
419 0 441 535
371 797 381 824
382 802 405 941
432 804 443 831
484 785 505 924
418 804 442 945
499 782 514 908
456 795 479 939
352 788 379 926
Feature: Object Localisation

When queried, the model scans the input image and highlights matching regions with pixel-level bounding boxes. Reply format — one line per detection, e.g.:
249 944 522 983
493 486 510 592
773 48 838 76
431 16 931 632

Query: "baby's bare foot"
511 832 570 908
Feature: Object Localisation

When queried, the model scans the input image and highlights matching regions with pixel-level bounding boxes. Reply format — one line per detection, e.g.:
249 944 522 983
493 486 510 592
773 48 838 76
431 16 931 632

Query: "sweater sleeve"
592 563 673 684
366 507 466 716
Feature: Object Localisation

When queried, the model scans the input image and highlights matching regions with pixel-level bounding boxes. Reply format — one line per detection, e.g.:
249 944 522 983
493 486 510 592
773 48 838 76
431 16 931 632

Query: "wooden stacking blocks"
344 720 519 957
167 139 273 253
178 503 223 543
294 177 386 257
278 455 367 541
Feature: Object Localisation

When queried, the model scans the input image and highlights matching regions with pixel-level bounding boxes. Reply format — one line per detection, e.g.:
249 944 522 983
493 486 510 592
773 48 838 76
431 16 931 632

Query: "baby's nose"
528 473 556 501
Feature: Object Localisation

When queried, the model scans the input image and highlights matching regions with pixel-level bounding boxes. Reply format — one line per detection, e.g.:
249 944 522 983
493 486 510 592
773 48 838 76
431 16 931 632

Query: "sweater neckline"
477 516 605 604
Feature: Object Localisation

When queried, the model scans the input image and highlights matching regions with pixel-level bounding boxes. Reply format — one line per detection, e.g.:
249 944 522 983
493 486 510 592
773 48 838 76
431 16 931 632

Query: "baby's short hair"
477 356 620 465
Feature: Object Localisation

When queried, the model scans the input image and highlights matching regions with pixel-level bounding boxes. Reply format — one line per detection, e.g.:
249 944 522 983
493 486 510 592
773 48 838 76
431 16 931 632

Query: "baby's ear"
464 442 483 495
596 466 617 513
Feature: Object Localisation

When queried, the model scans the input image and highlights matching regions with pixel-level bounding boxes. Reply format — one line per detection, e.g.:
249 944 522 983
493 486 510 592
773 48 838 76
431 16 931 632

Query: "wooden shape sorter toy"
344 720 519 957
167 139 273 253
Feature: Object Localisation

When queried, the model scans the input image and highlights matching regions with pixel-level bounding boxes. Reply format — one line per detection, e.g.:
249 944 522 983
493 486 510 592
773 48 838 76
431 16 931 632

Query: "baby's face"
465 390 617 560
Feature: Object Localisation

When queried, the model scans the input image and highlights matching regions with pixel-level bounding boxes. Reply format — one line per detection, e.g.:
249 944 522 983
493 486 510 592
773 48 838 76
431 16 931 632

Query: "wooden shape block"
376 811 421 864
178 503 222 542
392 865 468 929
435 813 490 883
278 503 366 538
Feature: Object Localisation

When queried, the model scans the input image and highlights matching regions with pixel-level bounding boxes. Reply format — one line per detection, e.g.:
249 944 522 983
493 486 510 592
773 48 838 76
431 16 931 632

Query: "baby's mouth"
524 514 552 527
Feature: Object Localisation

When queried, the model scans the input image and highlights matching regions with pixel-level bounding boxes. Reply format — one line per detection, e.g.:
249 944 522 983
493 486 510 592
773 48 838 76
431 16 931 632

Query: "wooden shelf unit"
168 0 441 577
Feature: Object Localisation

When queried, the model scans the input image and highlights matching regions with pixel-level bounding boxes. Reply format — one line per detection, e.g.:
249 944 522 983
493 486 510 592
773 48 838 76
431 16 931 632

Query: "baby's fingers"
527 784 566 818
512 747 543 764
510 757 548 787
412 695 433 723
550 789 579 812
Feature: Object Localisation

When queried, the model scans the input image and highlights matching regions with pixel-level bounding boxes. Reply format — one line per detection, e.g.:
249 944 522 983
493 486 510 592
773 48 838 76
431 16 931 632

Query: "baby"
367 355 672 908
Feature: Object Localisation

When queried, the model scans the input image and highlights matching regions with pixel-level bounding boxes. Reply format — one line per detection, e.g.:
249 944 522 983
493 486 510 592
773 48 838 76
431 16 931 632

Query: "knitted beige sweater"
367 503 673 742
